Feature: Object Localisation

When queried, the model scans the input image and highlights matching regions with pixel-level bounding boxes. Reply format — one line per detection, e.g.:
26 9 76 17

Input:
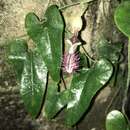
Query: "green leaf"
44 81 59 118
65 59 113 126
20 51 48 118
97 39 123 64
45 5 64 29
44 80 70 119
25 5 64 82
114 1 130 37
106 110 128 130
25 13 44 41
8 39 28 81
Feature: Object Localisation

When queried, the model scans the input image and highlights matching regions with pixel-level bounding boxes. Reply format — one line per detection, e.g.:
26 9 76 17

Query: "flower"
62 33 81 74
66 33 81 54
62 52 80 74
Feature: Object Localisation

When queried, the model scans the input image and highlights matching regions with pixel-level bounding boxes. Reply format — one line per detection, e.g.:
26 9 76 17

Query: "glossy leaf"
114 1 130 37
25 5 64 82
44 80 70 119
44 69 88 119
106 110 128 130
25 13 44 40
8 39 28 81
45 5 64 29
65 59 113 126
20 51 48 118
97 39 123 64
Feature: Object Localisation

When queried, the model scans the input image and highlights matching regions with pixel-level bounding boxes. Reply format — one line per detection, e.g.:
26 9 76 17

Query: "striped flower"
62 52 80 74
62 33 81 74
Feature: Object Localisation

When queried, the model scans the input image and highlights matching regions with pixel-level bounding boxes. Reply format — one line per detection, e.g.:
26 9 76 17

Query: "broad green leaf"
44 69 89 119
20 51 48 118
97 39 123 64
25 5 64 82
44 81 59 118
66 68 90 109
8 39 28 81
114 1 130 37
65 59 113 126
44 80 70 119
25 13 44 41
106 110 128 130
45 5 64 29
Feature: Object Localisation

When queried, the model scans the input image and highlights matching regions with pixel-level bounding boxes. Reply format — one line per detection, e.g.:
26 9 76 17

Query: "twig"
59 2 81 10
16 34 28 39
75 125 79 130
59 1 94 10
61 74 67 89
122 39 130 115
105 86 121 114
81 45 96 62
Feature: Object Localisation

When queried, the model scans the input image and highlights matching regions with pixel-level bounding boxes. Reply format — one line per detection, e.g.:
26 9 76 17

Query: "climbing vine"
7 0 130 129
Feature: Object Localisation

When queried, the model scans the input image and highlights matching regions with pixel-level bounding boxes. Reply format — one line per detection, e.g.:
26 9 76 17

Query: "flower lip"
62 52 80 74
70 34 80 44
66 34 81 54
62 32 81 74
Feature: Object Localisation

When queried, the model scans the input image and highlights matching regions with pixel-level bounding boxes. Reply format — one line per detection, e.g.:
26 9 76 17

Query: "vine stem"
17 34 28 39
124 38 130 103
61 74 67 89
127 38 130 92
59 1 93 10
81 45 96 62
59 2 83 10
75 125 79 130
105 86 121 114
122 38 130 121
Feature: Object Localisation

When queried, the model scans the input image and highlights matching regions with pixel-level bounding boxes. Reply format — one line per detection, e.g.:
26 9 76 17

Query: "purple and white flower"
62 33 81 74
